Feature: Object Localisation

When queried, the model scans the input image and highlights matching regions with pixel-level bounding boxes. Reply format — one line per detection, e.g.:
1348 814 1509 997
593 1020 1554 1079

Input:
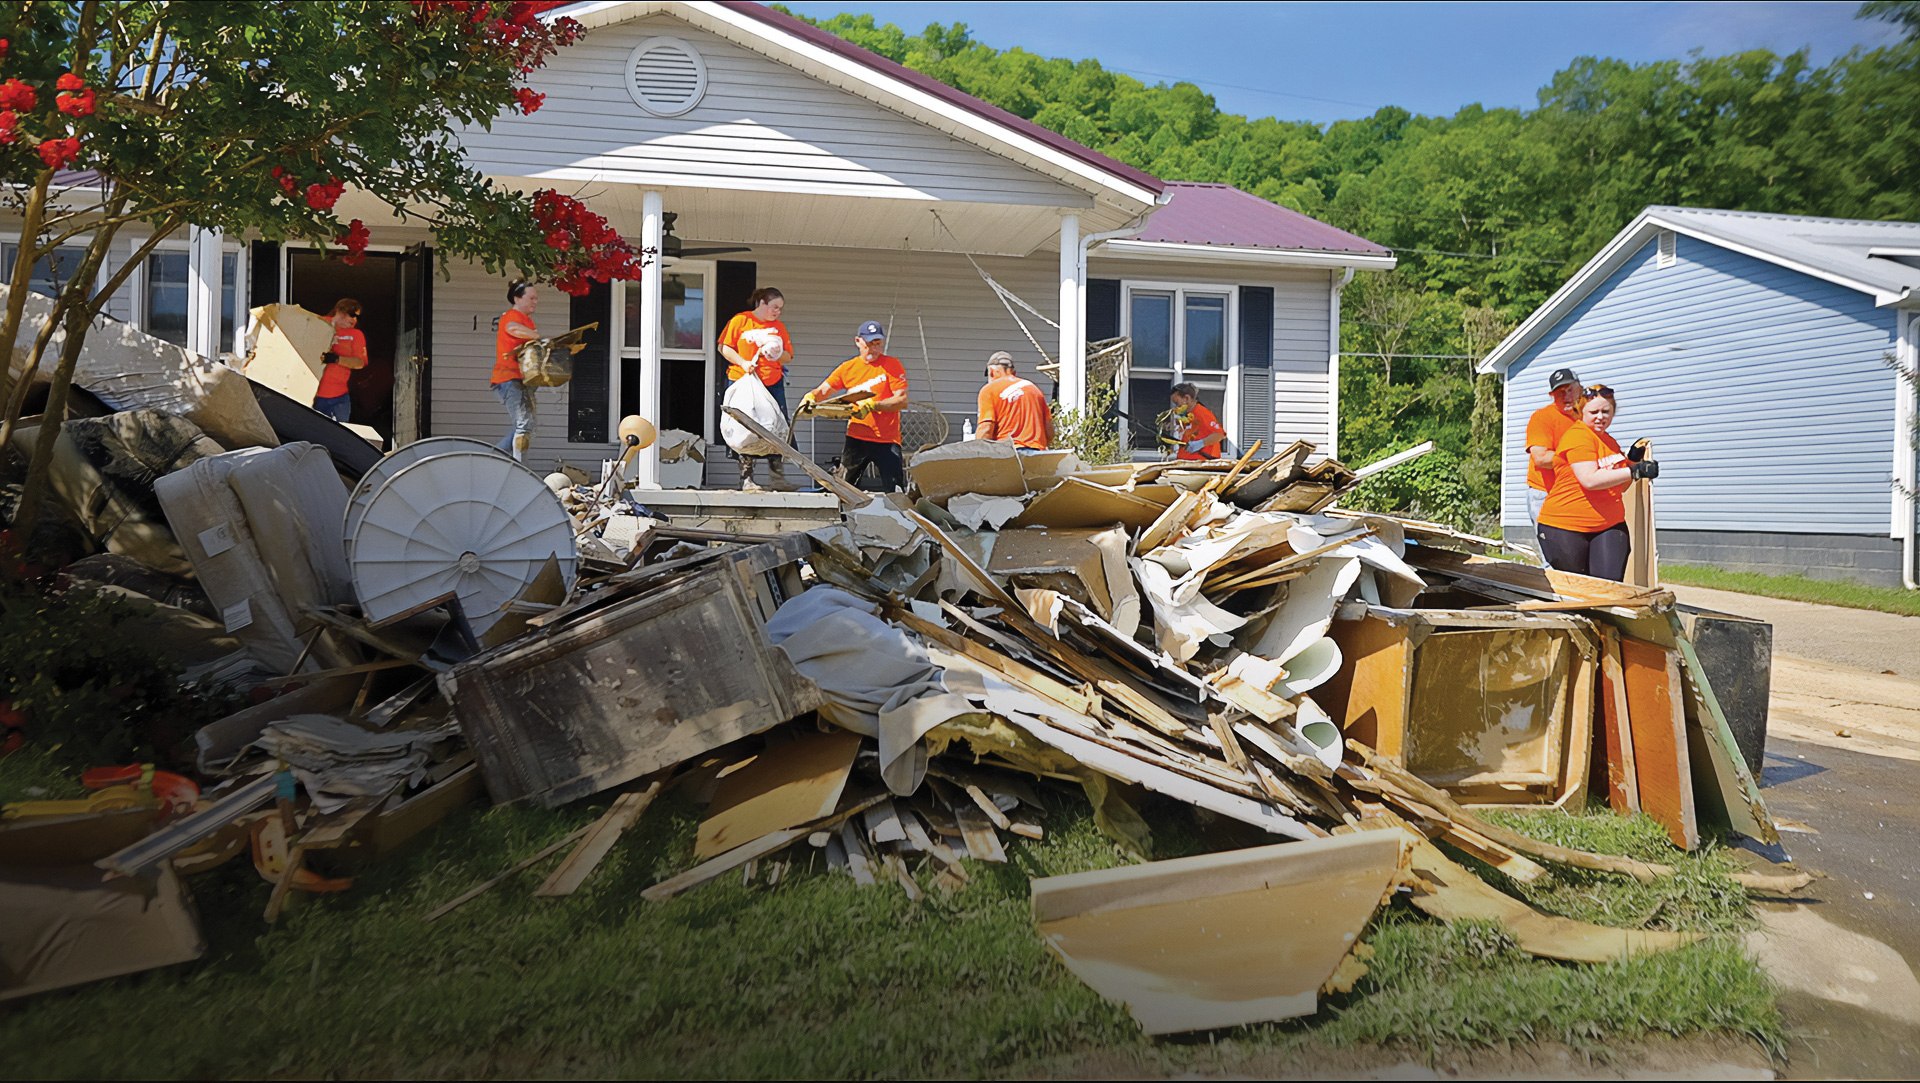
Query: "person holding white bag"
718 287 796 491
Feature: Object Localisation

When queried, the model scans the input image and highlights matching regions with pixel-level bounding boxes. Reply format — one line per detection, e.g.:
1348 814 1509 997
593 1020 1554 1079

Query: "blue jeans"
493 380 536 451
312 394 352 422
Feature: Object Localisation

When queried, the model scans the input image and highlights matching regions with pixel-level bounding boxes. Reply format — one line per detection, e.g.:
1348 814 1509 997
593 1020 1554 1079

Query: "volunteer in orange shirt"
1168 382 1226 460
311 298 367 423
718 287 796 491
976 351 1051 449
1524 367 1583 561
491 281 541 461
1536 385 1660 581
801 320 909 491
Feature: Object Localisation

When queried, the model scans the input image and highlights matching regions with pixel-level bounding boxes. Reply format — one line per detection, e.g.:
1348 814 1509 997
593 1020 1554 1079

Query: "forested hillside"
781 3 1920 526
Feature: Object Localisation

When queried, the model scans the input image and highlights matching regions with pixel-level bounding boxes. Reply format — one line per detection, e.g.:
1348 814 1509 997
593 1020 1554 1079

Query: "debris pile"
2 306 1802 1032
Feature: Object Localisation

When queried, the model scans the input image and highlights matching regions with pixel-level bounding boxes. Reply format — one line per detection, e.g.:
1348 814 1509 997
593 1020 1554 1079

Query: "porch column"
1057 213 1083 411
186 226 222 359
633 189 664 488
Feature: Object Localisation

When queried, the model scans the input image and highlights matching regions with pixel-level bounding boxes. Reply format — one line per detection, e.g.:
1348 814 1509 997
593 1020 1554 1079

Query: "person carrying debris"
976 350 1051 449
1524 367 1583 564
1536 384 1659 580
1167 383 1226 460
310 298 367 423
801 320 908 491
491 281 542 461
718 287 797 491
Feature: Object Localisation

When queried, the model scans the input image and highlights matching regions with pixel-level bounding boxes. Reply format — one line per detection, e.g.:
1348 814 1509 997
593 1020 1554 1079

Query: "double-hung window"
616 262 714 439
0 243 89 299
142 246 243 355
1123 285 1234 453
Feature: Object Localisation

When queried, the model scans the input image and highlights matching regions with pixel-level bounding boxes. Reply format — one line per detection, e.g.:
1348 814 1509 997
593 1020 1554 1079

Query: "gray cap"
987 351 1014 367
1548 367 1582 391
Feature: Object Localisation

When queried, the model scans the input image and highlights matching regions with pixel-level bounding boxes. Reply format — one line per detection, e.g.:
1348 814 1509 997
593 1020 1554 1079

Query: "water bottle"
963 419 975 441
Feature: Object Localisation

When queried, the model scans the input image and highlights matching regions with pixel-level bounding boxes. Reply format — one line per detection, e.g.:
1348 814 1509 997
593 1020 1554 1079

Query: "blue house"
1481 206 1920 588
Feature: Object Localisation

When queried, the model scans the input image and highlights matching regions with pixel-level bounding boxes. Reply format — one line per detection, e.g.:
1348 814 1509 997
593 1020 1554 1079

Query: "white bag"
721 373 789 457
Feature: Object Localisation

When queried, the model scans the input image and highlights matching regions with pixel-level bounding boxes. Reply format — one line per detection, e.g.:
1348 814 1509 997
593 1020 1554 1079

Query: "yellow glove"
850 402 875 421
800 390 820 408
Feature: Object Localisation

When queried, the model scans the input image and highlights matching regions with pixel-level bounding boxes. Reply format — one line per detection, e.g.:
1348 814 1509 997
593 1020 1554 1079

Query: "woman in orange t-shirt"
717 287 795 490
492 281 541 461
311 298 367 423
1535 385 1660 581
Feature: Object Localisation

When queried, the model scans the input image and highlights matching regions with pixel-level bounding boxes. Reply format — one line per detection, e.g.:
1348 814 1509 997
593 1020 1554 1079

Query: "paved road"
1670 583 1920 679
1674 584 1920 1077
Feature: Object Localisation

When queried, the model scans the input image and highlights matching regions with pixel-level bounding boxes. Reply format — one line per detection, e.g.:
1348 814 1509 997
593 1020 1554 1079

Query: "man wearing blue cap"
801 320 910 490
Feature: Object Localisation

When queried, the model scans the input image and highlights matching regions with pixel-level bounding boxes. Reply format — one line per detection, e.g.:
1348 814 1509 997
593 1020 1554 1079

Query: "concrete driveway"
1668 584 1920 1078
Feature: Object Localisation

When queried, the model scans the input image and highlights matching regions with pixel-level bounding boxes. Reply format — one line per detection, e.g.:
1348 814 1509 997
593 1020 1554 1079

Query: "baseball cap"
987 350 1013 366
856 320 885 341
1547 367 1581 391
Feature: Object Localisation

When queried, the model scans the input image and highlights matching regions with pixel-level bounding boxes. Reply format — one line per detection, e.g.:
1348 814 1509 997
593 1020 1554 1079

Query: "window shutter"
1238 285 1275 451
1657 230 1676 268
1087 278 1121 341
568 282 612 444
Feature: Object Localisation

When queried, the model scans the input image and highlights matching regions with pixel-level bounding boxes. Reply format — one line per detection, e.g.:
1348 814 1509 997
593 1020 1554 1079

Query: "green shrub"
1342 446 1486 531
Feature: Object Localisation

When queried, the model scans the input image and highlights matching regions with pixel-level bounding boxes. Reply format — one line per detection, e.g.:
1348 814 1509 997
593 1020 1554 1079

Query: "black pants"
842 435 905 491
1536 521 1631 581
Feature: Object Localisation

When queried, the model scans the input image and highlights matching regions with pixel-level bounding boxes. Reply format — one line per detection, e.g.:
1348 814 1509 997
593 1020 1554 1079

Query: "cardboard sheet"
1 863 205 1002
694 729 863 859
242 303 336 405
988 526 1138 635
1009 477 1165 531
1032 831 1406 1034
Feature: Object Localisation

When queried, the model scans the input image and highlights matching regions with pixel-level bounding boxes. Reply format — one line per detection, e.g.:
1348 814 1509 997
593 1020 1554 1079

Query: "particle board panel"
1618 637 1697 849
1322 613 1411 756
694 730 861 859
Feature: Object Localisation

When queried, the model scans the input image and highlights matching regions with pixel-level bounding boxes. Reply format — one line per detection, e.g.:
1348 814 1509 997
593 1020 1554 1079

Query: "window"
618 266 714 438
220 251 238 355
145 251 190 346
0 243 89 298
626 272 705 352
1123 286 1234 452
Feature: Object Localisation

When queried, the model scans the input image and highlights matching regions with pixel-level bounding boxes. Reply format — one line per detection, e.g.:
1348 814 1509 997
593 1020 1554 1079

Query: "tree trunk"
0 170 56 433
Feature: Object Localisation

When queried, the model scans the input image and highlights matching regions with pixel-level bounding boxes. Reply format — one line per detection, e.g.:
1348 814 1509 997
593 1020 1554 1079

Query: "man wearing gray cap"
801 320 909 490
1526 367 1583 563
976 351 1052 449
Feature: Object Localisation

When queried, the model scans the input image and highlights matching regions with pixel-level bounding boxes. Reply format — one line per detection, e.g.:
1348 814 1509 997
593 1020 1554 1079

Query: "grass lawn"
0 749 1782 1078
1660 563 1920 618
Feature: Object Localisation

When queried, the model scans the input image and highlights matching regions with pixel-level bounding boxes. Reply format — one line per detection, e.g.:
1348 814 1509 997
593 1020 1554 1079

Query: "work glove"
1185 440 1206 453
320 352 339 366
799 390 819 408
850 402 875 421
1626 438 1650 463
1629 459 1660 480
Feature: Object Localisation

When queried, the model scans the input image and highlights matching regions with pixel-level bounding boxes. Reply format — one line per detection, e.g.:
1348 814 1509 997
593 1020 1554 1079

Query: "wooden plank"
1437 822 1549 884
1132 490 1201 556
952 799 1008 862
838 821 877 885
1322 613 1411 756
1550 632 1597 811
643 795 885 902
1598 628 1640 814
426 825 593 922
722 405 870 507
1672 632 1776 844
962 783 1012 830
694 729 861 859
1617 638 1698 850
535 781 662 897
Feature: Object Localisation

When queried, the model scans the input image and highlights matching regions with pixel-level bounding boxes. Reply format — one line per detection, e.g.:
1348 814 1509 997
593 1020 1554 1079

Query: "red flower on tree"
0 79 37 112
514 87 544 114
57 87 96 117
337 219 372 266
0 110 18 145
306 176 345 210
37 136 82 169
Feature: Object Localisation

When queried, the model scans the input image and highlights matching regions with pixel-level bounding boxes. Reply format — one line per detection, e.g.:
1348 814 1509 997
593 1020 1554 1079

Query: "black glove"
1629 459 1660 480
320 351 339 366
1625 438 1649 463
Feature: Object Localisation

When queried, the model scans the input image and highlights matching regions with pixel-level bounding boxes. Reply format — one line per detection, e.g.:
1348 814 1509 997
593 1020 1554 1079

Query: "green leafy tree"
1 1 646 539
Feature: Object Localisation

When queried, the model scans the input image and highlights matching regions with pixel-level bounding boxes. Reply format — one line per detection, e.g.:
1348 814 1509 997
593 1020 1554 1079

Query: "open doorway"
287 251 400 440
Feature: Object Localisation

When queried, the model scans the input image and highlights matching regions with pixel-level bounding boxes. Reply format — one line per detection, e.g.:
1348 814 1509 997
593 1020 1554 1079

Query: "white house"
10 1 1394 484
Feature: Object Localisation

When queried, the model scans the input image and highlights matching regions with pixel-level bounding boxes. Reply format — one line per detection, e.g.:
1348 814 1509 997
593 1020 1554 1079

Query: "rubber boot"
512 433 530 463
765 457 798 492
739 456 763 492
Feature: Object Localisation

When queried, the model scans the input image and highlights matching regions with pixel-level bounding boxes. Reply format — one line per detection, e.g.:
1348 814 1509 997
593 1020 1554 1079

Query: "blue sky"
779 1 1903 126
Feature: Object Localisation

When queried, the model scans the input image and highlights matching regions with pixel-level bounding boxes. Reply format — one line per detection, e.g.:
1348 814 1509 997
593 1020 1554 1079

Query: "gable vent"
1657 230 1677 268
626 37 707 117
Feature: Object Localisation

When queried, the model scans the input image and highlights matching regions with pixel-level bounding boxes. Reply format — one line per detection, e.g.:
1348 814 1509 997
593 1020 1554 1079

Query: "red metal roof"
717 1 1163 198
1130 182 1390 255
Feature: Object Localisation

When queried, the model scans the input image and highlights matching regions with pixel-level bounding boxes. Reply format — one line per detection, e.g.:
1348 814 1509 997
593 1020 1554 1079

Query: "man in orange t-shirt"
1524 367 1583 556
492 281 541 461
311 298 367 423
802 320 909 491
976 351 1051 449
1169 383 1226 460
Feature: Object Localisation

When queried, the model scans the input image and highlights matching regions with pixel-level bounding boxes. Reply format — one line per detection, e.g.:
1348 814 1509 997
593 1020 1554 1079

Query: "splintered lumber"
721 406 870 507
694 730 861 859
1397 834 1700 962
953 799 1009 862
642 794 885 902
1347 743 1674 883
535 781 662 897
1031 831 1407 1034
1618 637 1698 850
427 825 594 922
1598 628 1640 814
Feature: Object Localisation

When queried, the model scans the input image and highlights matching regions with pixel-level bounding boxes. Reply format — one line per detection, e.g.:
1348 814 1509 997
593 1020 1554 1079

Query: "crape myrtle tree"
0 0 645 539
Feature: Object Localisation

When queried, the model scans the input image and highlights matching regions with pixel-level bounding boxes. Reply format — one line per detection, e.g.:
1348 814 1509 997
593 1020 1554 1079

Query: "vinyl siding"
457 13 1086 208
1501 233 1899 535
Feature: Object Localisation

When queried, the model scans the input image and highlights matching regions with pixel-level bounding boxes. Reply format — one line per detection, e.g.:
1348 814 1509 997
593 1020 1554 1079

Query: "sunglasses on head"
1584 384 1615 398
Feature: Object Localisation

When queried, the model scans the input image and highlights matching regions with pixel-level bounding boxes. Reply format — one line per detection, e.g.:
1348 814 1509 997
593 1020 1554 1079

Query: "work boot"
764 458 798 492
739 456 763 491
512 433 530 463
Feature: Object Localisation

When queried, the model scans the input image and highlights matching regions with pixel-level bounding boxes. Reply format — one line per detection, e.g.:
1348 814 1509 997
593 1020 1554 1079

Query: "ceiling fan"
660 212 751 259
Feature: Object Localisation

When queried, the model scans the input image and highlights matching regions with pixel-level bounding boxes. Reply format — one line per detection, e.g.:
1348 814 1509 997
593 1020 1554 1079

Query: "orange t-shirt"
492 309 536 385
1173 403 1225 460
315 328 365 399
1524 403 1576 493
977 375 1050 449
818 353 908 445
1538 423 1628 532
719 312 791 385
